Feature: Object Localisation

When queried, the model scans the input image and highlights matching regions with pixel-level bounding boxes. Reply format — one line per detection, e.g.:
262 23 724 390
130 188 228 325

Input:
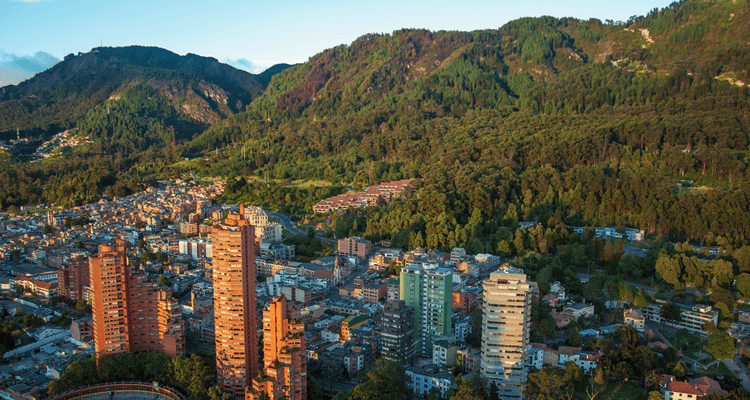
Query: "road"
269 212 337 245
576 273 670 298
725 357 750 392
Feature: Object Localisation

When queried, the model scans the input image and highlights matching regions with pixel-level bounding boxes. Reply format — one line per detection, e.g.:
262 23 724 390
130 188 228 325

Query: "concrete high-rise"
480 265 532 400
247 293 306 400
90 240 185 360
400 264 452 356
212 206 259 397
381 300 415 364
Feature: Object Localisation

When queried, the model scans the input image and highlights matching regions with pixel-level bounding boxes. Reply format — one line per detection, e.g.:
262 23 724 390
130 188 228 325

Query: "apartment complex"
247 294 307 400
400 264 452 356
338 237 373 258
212 207 259 397
90 240 185 360
481 266 532 400
641 300 719 338
59 255 89 302
381 300 415 364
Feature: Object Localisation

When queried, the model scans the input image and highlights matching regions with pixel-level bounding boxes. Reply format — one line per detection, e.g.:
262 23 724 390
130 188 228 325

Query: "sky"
1 0 673 85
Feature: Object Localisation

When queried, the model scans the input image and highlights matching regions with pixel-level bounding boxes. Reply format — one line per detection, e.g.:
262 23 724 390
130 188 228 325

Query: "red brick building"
247 294 306 400
338 237 373 258
362 282 387 303
60 255 89 302
212 206 259 397
90 240 185 360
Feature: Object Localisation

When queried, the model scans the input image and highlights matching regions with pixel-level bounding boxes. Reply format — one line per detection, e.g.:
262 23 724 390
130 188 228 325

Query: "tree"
737 273 750 300
661 301 682 324
569 328 583 347
76 300 87 310
307 226 316 240
705 331 736 372
158 276 171 286
585 369 606 400
308 377 325 400
449 376 482 400
348 360 406 400
208 386 231 400
488 382 499 400
319 358 344 391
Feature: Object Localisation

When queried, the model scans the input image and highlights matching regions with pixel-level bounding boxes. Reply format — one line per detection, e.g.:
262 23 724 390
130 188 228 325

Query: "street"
269 212 337 245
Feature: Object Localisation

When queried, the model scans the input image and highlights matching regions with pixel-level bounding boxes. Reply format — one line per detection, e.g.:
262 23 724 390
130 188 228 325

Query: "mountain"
187 0 750 247
0 45 291 141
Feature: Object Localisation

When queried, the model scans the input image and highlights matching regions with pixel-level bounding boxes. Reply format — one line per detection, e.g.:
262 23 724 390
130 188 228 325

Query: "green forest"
1 0 750 253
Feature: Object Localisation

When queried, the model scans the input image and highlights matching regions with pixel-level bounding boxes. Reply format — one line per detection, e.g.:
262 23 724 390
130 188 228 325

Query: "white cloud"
0 50 59 87
222 58 276 74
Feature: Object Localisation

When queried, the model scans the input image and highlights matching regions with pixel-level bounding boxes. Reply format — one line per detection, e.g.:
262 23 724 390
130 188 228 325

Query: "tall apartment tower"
481 266 532 400
400 264 452 356
60 255 89 302
381 300 415 364
247 293 307 400
212 206 259 397
90 239 185 360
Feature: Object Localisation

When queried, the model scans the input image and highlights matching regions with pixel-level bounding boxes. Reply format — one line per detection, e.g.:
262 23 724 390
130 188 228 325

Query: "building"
458 347 481 373
247 294 307 400
400 264 452 356
624 308 645 331
481 265 532 400
341 315 368 342
642 300 719 338
90 240 185 360
362 282 387 303
564 303 595 319
432 340 457 367
405 365 455 398
59 255 89 302
381 300 415 364
212 206 259 397
338 237 373 258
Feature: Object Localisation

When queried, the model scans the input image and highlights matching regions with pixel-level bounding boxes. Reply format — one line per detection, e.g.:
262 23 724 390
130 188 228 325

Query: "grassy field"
660 329 707 360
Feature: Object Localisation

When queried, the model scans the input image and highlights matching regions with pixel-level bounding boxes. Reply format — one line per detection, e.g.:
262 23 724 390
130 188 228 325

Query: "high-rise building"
480 265 532 400
90 239 185 360
247 293 307 400
381 300 415 364
60 255 89 302
400 264 452 356
212 206 259 397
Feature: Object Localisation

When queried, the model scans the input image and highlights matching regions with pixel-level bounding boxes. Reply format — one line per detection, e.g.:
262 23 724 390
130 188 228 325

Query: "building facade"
247 294 307 400
641 300 719 338
400 264 452 356
481 266 532 400
381 300 415 364
212 207 259 397
59 255 89 302
90 240 185 360
338 237 373 258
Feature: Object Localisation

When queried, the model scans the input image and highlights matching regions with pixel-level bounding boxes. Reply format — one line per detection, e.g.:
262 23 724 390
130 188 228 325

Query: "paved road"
66 390 175 400
576 273 670 298
269 212 337 245
724 357 750 392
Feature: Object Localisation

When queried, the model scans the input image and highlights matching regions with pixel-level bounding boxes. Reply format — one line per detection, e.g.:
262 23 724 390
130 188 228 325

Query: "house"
624 308 645 331
552 311 575 328
660 375 722 400
564 303 595 319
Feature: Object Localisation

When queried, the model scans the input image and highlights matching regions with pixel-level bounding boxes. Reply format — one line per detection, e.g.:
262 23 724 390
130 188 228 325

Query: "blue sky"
1 0 672 79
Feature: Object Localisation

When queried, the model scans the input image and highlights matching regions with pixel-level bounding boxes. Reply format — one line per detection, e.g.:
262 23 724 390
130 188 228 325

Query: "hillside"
0 46 290 209
186 0 750 249
0 45 290 141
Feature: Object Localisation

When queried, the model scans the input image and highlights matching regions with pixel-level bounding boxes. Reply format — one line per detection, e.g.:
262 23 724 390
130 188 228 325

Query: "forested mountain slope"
0 46 289 141
187 0 750 249
0 46 290 208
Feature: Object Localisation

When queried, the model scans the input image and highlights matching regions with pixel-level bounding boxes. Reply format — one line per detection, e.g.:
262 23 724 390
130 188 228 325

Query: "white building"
481 265 531 400
405 365 455 398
